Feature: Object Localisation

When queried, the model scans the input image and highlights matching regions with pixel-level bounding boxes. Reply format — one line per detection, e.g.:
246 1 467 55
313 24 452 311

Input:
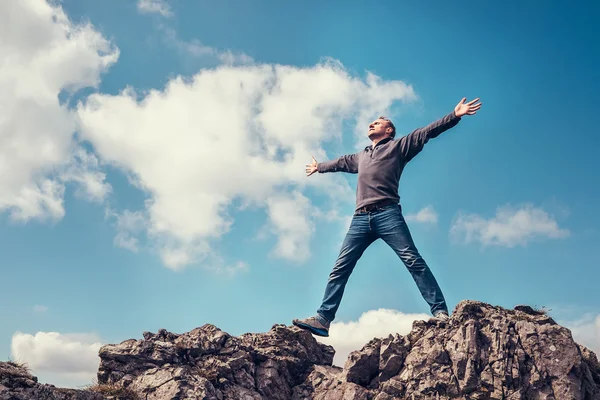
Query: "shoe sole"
292 320 329 337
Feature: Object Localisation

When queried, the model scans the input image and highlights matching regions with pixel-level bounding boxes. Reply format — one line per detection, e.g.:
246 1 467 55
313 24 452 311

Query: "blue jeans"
316 204 448 323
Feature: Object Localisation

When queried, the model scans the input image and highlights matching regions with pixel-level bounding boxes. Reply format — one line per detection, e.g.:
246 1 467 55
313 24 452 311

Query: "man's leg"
375 206 448 316
316 215 377 322
294 213 376 335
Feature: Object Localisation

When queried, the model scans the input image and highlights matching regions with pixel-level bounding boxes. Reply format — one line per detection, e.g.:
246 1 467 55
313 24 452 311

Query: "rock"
292 365 369 400
97 323 335 399
377 334 408 382
351 300 600 399
0 361 106 400
3 300 599 399
342 338 381 386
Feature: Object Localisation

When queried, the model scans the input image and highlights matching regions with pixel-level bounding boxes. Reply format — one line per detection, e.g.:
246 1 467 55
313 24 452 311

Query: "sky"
1 0 599 389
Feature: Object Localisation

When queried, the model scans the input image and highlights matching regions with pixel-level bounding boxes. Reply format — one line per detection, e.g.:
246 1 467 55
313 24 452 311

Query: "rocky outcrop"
95 301 600 399
2 300 599 399
0 361 105 400
97 323 334 399
332 301 600 399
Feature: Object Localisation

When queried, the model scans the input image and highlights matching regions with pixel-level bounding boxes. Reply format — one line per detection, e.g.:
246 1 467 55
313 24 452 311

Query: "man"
292 97 482 337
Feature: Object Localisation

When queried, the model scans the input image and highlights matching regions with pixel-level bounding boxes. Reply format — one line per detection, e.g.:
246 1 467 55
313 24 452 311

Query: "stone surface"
97 323 335 399
0 361 106 400
341 300 600 399
3 300 599 399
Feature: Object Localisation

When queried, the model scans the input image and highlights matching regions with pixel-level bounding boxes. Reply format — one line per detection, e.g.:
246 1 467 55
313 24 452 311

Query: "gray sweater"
317 111 461 212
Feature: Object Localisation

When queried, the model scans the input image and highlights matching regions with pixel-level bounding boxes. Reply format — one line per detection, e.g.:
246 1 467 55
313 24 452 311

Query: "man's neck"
371 135 391 148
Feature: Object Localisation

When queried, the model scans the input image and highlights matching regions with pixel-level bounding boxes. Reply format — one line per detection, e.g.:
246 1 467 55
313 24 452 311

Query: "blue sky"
1 0 599 388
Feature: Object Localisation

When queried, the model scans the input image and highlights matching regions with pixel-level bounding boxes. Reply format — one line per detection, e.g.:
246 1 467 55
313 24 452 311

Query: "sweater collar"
365 137 393 151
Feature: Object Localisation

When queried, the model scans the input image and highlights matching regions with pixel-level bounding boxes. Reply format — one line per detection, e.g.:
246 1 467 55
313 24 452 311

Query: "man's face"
368 118 391 140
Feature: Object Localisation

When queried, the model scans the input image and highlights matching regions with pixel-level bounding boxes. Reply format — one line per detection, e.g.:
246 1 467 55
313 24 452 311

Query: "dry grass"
533 305 552 315
6 359 31 374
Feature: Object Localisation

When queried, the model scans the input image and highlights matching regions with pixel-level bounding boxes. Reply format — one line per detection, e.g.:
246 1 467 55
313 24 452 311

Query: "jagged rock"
348 300 600 400
342 338 381 387
377 334 409 382
291 365 369 400
0 361 106 400
97 323 335 399
3 300 599 399
94 301 600 399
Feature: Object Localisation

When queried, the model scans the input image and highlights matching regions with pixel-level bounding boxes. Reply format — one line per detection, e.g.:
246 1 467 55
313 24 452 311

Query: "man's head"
368 116 396 140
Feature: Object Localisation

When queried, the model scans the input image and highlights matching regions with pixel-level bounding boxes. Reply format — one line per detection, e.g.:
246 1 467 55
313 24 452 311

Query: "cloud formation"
11 331 104 389
76 61 416 270
266 191 315 263
405 205 438 224
317 308 430 367
450 204 569 247
137 0 172 17
33 305 48 313
0 0 117 223
2 0 417 272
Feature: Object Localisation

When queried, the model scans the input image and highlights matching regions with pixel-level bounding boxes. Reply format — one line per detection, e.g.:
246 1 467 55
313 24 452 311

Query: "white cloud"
61 148 112 203
317 308 430 367
159 24 254 66
11 331 104 389
76 60 416 270
114 232 140 253
33 305 48 313
450 203 570 247
405 205 438 224
106 209 148 253
137 0 172 17
3 180 66 223
2 1 416 273
206 256 249 277
266 191 314 263
162 25 214 57
563 314 600 356
0 0 118 223
351 73 418 145
218 50 255 66
137 1 245 65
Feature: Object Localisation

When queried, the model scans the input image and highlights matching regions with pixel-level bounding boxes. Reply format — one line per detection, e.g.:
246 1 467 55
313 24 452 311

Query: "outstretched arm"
306 154 358 177
398 97 482 164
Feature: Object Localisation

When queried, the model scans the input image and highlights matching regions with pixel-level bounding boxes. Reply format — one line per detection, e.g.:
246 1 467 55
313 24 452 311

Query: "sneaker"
430 311 450 322
292 315 330 337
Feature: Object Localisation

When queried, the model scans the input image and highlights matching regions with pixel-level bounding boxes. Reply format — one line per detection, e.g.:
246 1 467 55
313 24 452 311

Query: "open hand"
306 156 318 177
454 97 482 117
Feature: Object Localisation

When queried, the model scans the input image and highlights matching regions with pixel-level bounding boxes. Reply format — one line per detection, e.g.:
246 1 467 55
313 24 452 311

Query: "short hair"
378 116 396 138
